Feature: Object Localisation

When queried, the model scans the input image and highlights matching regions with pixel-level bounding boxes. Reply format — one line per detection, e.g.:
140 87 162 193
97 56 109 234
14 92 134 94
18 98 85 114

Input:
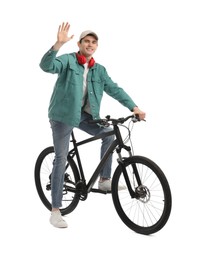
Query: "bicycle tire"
112 156 172 235
34 146 80 215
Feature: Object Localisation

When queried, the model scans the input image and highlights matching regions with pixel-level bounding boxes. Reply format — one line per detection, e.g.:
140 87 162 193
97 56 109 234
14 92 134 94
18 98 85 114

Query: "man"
40 22 146 228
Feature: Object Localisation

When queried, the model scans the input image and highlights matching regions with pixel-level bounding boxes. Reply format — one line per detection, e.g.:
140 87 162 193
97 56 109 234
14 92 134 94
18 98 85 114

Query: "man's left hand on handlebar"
133 106 146 121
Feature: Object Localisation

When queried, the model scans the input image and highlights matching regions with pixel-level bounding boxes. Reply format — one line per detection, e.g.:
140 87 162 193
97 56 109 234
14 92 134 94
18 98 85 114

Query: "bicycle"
34 115 172 235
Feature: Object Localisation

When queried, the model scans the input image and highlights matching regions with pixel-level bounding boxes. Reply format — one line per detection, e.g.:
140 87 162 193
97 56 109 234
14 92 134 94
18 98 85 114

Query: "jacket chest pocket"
91 76 104 96
66 65 81 84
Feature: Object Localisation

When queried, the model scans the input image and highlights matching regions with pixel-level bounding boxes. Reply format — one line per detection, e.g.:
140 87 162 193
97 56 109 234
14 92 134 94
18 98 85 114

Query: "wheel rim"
113 160 171 231
37 151 78 211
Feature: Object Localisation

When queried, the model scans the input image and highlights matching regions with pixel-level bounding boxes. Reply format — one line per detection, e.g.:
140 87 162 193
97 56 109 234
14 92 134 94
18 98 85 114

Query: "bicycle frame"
67 124 133 194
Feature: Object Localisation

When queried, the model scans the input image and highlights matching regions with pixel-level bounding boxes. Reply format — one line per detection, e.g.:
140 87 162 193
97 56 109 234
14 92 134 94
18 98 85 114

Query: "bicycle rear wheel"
34 146 80 215
112 156 172 235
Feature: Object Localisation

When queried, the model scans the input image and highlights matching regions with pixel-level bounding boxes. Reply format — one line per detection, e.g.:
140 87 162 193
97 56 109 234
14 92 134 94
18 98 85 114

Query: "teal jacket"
40 49 137 126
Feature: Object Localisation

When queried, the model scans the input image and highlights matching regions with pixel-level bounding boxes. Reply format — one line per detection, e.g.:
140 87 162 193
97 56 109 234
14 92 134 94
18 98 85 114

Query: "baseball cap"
79 30 98 41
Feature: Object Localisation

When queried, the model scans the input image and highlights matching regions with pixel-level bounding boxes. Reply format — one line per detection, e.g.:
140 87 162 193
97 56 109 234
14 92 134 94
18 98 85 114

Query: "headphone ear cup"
76 53 86 64
88 57 95 68
76 53 95 68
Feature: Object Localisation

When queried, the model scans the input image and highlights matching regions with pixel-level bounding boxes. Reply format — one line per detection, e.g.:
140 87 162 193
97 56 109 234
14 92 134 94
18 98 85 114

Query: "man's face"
77 35 98 58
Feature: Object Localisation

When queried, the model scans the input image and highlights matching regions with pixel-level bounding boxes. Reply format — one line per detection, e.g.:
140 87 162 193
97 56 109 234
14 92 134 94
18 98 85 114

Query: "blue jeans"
50 112 114 208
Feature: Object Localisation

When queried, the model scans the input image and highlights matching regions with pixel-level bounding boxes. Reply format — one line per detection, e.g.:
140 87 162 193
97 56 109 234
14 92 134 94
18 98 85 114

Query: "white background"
0 0 207 259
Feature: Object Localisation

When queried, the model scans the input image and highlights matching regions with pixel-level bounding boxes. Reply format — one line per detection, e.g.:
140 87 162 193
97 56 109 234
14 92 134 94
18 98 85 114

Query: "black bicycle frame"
68 129 117 192
67 124 141 196
68 121 141 198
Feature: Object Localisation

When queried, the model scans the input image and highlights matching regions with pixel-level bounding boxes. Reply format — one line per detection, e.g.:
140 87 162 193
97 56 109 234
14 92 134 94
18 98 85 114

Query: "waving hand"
53 22 74 50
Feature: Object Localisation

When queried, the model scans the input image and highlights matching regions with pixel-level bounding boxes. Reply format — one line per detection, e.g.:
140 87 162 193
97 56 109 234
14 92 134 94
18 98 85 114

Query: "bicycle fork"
116 147 142 199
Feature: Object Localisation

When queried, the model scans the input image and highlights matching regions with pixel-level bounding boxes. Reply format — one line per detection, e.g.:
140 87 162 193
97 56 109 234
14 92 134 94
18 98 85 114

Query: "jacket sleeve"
39 48 68 74
102 67 137 111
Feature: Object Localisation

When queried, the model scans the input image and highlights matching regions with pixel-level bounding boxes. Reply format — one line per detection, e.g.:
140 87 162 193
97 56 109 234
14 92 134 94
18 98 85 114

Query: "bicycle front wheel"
34 146 80 215
112 156 172 235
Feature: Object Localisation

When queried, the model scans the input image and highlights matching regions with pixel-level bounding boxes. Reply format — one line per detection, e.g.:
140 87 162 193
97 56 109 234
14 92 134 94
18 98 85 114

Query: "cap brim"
79 30 98 41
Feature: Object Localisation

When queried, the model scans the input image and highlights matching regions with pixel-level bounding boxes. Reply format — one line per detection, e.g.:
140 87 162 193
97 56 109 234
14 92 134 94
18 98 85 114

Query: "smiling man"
78 30 98 58
39 22 146 228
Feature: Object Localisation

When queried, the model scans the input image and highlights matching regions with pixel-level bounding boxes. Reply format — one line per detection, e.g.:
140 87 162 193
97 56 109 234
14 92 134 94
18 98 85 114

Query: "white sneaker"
50 210 68 228
98 179 126 191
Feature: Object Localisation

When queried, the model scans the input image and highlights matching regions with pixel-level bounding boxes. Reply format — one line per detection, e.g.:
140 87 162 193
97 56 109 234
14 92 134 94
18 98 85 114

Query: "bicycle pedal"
79 194 88 201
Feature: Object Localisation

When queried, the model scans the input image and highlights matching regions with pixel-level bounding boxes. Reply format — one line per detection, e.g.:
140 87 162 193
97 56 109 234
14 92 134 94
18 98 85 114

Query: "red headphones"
76 52 95 68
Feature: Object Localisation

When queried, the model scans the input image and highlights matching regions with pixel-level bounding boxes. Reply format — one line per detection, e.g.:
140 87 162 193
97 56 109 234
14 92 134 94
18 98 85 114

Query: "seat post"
71 130 76 143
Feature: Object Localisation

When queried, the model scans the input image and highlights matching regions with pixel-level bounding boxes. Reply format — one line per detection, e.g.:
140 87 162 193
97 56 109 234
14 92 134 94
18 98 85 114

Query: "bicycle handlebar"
88 114 144 126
